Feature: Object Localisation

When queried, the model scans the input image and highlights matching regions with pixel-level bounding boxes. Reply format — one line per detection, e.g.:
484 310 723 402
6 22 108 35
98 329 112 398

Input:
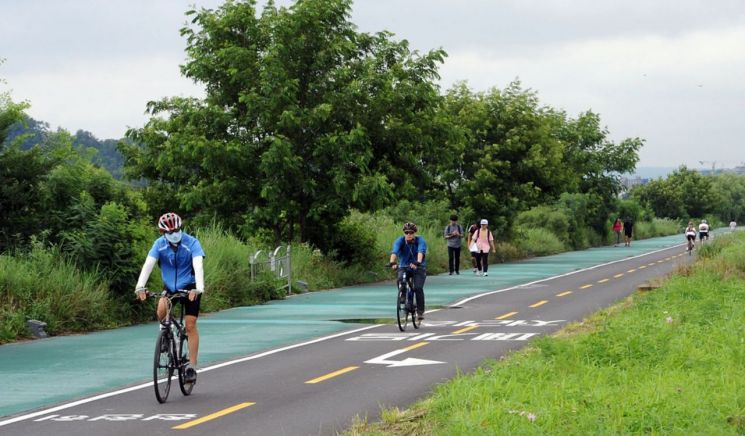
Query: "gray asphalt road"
1 243 692 435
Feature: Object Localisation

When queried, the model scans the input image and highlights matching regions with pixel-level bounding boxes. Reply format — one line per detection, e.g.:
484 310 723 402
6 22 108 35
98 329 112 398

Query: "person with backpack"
469 219 496 276
444 214 463 275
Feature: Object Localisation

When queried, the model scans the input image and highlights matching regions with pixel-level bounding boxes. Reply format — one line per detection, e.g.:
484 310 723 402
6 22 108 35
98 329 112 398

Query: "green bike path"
0 234 685 418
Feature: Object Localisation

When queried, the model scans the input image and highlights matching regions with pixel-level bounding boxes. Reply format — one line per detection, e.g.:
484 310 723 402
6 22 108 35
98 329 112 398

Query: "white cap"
480 219 488 225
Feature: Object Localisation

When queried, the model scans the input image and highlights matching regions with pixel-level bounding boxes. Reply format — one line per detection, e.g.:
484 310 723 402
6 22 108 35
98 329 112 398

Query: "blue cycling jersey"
147 232 205 292
391 235 427 268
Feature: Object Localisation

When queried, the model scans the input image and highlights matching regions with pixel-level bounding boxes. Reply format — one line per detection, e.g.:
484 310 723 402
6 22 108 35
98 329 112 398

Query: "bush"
514 205 570 246
328 211 379 266
0 245 120 343
515 227 566 256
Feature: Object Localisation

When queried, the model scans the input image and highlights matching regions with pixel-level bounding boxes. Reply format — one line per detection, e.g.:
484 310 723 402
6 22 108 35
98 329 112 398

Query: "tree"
441 82 569 234
631 166 713 219
123 0 448 251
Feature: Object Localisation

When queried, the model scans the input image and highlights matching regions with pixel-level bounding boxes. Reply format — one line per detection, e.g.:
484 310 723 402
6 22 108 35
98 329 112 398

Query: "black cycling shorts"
165 284 201 317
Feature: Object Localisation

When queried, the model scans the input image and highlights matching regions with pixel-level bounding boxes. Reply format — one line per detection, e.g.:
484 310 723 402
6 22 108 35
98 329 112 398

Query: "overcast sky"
1 0 744 170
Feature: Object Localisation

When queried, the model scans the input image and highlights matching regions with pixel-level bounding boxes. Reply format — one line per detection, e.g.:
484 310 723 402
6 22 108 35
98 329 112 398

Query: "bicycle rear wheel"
178 332 194 395
396 288 408 331
154 329 174 403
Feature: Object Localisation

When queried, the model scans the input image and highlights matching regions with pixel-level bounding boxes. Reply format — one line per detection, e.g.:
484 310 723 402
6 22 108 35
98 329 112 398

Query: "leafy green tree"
631 166 714 219
442 82 568 234
123 0 448 252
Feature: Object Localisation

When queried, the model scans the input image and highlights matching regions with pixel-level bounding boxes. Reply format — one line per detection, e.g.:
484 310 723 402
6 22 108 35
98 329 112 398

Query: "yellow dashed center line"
614 273 624 278
452 325 479 334
639 265 647 269
648 262 656 266
495 311 518 320
173 402 256 429
627 269 636 273
657 260 664 263
556 291 572 297
529 300 548 308
403 341 430 351
597 279 609 283
305 366 359 384
580 284 593 289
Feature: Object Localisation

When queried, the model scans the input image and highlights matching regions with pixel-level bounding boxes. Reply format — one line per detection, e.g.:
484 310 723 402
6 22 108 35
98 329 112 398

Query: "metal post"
286 245 292 295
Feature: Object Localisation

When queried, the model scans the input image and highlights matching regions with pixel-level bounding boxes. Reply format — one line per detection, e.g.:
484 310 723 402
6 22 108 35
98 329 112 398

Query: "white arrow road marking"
364 342 445 368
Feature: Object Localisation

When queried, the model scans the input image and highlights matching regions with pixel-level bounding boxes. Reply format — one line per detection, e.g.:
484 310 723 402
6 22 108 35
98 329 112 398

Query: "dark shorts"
686 234 696 241
624 229 632 237
699 231 709 240
166 285 201 317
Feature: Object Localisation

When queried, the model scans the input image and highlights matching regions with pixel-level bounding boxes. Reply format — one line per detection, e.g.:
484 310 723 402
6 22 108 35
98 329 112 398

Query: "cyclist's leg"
156 296 168 321
412 268 426 317
183 294 201 367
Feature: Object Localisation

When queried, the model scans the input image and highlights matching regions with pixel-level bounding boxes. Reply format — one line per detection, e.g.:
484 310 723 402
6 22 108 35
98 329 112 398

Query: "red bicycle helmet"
158 212 182 233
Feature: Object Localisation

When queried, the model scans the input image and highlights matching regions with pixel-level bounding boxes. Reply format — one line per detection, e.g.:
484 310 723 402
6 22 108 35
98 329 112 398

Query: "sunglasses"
166 228 181 234
404 231 415 235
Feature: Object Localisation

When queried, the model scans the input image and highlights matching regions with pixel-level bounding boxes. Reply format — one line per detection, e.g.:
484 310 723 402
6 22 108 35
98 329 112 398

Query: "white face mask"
165 230 182 244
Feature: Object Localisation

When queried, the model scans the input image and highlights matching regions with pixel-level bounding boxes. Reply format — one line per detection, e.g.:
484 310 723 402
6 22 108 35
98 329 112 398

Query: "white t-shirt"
699 223 709 232
730 221 737 230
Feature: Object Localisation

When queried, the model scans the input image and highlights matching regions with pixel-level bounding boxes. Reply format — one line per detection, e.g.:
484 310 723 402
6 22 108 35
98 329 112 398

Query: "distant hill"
2 116 126 179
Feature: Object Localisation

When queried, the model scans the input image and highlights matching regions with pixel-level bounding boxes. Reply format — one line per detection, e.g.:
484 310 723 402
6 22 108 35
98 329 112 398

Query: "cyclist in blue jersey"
135 212 205 383
389 222 427 321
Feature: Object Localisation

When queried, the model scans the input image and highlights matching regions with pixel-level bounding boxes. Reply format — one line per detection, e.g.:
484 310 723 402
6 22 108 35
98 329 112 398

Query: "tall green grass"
633 217 681 240
0 246 119 343
349 232 745 435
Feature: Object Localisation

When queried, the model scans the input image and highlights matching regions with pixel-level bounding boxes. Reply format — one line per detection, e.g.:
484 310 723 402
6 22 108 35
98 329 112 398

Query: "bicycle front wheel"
178 333 194 396
396 289 408 331
411 292 420 329
154 329 174 403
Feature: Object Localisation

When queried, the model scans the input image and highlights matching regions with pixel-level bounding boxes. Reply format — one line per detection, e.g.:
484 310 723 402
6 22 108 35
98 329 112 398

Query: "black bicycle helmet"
402 222 417 232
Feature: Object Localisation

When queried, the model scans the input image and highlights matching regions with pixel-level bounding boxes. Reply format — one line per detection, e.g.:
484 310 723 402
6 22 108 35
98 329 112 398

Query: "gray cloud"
1 0 744 168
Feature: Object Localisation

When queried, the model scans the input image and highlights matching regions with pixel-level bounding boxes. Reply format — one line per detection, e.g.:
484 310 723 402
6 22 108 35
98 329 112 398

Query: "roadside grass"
634 218 681 240
348 231 745 435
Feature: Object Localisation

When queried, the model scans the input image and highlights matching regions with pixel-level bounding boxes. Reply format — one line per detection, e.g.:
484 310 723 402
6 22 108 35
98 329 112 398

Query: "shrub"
515 227 566 257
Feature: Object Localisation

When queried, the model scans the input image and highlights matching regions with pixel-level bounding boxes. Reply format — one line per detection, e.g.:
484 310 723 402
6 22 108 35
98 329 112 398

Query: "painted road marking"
657 260 664 263
173 402 255 430
614 273 624 278
597 279 609 283
472 333 539 341
627 269 636 273
305 366 359 384
452 325 479 334
556 291 572 297
365 342 444 367
648 262 656 266
580 284 593 289
496 311 518 319
639 265 647 269
529 300 548 308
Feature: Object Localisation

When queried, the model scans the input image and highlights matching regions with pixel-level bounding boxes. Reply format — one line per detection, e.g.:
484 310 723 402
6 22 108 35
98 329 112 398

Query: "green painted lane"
0 234 684 417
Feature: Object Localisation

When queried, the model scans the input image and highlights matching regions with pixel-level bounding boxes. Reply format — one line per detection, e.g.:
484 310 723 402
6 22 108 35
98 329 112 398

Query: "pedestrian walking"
471 219 496 276
444 214 463 275
623 217 634 247
612 218 622 246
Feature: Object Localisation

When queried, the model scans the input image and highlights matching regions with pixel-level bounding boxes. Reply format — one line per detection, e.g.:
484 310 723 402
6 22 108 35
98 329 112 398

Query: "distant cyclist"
698 219 710 242
685 221 696 251
135 212 205 383
730 219 737 231
389 222 427 321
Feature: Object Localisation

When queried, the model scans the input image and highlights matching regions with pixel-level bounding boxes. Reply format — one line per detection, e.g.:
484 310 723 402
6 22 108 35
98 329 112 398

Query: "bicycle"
146 289 195 403
395 267 420 332
686 232 696 256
